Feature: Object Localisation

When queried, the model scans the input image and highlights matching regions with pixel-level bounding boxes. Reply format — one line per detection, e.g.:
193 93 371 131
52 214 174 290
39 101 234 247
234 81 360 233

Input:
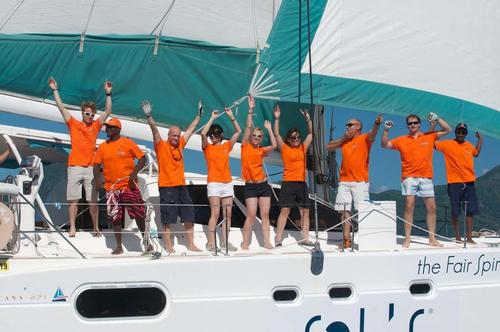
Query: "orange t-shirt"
155 136 186 187
435 139 478 183
390 132 438 180
241 143 272 182
339 133 372 182
281 143 306 182
204 141 233 183
94 137 145 191
67 116 102 167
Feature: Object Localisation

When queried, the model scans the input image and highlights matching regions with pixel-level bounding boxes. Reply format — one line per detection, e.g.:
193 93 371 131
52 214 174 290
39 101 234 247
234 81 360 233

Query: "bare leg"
111 222 123 255
299 207 310 242
89 202 101 237
184 222 201 252
451 217 461 242
207 196 221 248
424 197 442 247
242 198 258 250
340 210 352 248
466 215 475 244
162 224 176 253
258 197 273 249
275 207 291 244
220 196 233 244
68 200 78 237
403 195 415 248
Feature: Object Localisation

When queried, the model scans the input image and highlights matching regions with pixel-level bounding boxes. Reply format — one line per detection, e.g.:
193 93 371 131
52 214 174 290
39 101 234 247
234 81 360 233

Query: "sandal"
301 239 315 247
274 236 282 247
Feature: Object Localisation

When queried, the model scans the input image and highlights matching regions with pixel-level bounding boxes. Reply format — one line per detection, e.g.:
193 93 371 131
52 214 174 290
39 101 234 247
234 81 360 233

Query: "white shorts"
335 182 370 211
401 177 435 197
207 182 234 198
67 166 97 201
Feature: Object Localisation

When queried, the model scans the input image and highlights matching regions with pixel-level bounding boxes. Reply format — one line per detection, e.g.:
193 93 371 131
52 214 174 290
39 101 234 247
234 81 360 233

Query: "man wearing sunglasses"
435 123 483 244
48 78 113 238
142 101 202 253
327 115 382 249
382 112 451 248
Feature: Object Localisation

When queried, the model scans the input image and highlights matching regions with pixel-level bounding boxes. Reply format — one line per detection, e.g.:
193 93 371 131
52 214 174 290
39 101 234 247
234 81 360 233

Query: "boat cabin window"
409 282 432 296
329 286 353 300
272 288 299 303
76 287 166 319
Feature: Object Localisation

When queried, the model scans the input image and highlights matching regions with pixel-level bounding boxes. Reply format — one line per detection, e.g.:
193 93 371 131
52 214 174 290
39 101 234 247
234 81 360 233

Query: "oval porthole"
272 288 298 302
329 286 353 299
409 282 432 295
76 287 166 319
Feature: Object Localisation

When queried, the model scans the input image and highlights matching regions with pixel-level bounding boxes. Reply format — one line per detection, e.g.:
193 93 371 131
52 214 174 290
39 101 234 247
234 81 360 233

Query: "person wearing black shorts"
240 95 277 250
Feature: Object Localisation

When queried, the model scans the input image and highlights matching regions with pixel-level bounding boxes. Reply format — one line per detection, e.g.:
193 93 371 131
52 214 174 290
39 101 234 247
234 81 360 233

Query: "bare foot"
187 244 202 252
429 239 443 247
166 246 176 254
263 243 273 249
466 239 477 245
92 229 102 237
402 239 411 248
241 242 249 250
111 247 124 255
69 227 76 238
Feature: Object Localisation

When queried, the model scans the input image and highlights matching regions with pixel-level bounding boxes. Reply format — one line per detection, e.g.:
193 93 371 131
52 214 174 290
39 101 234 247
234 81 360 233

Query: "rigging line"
82 0 97 35
0 0 24 32
150 0 176 36
251 0 260 63
298 0 302 106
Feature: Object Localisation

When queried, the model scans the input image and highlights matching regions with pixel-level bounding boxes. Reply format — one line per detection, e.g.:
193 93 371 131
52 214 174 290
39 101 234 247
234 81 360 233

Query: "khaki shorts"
66 166 97 202
335 181 370 211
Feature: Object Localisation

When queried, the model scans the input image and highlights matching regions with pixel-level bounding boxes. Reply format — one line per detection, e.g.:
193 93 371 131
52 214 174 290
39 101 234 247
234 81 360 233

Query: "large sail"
260 0 500 138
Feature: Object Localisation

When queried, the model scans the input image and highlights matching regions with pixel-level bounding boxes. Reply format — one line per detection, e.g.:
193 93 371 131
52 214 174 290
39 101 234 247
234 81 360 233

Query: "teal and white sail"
1 0 499 138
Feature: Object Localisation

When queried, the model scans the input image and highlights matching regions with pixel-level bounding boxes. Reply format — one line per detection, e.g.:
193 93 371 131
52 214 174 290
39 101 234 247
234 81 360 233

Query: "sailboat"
1 1 500 331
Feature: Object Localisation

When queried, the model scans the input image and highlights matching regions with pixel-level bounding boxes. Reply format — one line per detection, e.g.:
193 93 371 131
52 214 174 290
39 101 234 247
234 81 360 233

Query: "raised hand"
224 107 235 119
427 112 439 122
48 77 58 90
375 114 383 125
263 120 272 130
475 131 481 139
198 100 204 116
104 80 112 94
384 120 394 130
273 104 281 119
211 110 219 119
300 109 311 122
248 94 255 111
141 100 152 116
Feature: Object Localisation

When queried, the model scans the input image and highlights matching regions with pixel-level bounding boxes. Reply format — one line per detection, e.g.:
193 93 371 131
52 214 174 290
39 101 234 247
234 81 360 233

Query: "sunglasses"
345 123 358 127
407 121 420 126
291 135 301 140
84 111 95 118
251 134 263 138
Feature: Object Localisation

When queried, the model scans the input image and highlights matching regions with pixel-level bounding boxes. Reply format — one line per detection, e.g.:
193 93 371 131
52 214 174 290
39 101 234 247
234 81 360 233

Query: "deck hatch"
76 286 166 318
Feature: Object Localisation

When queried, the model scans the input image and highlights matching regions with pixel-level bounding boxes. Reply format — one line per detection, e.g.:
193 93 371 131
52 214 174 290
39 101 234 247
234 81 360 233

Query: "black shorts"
244 182 272 200
279 181 310 209
159 186 195 224
447 182 480 218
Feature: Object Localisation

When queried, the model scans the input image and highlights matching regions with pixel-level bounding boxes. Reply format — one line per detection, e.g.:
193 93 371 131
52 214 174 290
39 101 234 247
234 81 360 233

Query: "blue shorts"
447 182 480 218
159 186 195 224
401 177 435 197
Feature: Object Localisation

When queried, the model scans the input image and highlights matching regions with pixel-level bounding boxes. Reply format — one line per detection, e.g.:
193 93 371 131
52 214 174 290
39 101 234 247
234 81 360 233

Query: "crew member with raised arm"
93 118 148 255
273 106 314 247
381 112 451 248
0 144 10 164
435 123 483 244
142 101 202 253
201 107 241 252
240 95 277 250
327 114 382 249
48 78 113 237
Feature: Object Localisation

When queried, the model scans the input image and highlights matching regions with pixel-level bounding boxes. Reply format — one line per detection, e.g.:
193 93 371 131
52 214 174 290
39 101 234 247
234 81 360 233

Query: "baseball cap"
455 123 467 133
105 118 121 129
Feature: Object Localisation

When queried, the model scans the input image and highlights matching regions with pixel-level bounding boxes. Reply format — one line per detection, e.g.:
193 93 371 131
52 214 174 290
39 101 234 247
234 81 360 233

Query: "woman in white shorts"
201 108 241 251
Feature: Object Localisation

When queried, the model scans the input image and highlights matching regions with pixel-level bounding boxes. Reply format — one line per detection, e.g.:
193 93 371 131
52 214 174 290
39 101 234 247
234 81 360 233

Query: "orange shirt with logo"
204 141 233 183
67 117 102 167
390 132 438 180
435 139 478 183
241 143 272 182
155 136 186 187
94 137 144 191
340 133 372 182
281 143 306 182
